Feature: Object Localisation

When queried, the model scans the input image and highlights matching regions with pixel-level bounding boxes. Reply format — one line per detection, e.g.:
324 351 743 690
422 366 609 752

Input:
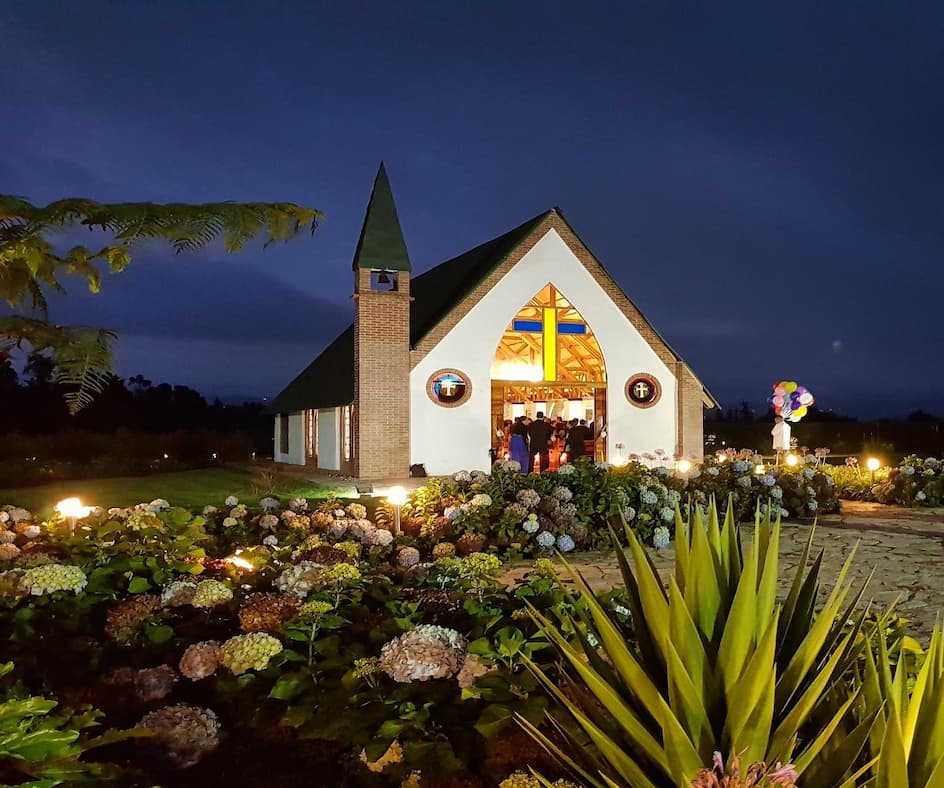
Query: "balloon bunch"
770 381 814 422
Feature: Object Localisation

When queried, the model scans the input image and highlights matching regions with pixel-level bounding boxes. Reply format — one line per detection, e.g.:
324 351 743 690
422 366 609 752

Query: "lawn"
0 467 349 516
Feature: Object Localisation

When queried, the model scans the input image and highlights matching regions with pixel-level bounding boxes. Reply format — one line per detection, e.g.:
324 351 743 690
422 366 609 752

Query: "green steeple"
352 162 411 272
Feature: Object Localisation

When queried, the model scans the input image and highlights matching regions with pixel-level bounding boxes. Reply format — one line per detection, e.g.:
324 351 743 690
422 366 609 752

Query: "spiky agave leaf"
520 500 881 787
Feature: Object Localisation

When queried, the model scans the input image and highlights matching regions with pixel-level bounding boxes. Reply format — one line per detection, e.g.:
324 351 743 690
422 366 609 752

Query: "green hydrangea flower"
192 579 233 609
20 563 87 595
219 632 283 674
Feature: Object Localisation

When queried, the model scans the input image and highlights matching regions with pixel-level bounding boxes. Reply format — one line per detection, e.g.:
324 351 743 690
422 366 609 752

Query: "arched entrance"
491 284 607 469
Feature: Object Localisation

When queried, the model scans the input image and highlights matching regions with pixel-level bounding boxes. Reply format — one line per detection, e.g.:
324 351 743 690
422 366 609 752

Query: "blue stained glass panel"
557 323 586 334
512 319 543 332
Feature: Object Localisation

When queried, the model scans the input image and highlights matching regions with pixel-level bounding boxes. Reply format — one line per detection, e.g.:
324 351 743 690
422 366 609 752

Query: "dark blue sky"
3 2 942 417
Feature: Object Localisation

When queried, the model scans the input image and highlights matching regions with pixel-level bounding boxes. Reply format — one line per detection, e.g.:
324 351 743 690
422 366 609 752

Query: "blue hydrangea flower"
660 507 674 521
803 468 815 479
903 466 916 476
733 461 751 473
654 467 669 477
762 475 776 487
641 490 658 505
556 534 576 552
622 506 636 522
652 526 671 549
536 531 555 548
807 500 818 511
260 497 279 511
522 514 540 534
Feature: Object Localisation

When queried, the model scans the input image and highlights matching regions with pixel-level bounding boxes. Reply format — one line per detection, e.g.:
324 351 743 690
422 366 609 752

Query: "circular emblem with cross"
625 374 661 408
426 369 472 408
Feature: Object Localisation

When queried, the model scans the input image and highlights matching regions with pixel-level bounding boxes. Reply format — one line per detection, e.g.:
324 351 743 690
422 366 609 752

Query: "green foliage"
0 195 321 411
0 662 134 786
519 499 880 787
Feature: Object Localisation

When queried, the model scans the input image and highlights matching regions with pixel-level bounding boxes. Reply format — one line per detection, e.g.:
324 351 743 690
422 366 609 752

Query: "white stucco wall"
273 412 306 466
409 229 678 475
317 407 341 471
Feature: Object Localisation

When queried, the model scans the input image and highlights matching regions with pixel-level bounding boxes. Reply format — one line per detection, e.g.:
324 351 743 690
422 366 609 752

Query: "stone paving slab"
502 502 944 643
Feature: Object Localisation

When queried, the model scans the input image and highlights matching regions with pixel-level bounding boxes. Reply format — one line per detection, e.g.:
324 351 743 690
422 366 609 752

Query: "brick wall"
412 210 709 457
354 269 412 479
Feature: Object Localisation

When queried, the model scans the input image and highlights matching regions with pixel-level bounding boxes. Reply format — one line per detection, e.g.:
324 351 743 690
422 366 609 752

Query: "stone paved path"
501 501 944 643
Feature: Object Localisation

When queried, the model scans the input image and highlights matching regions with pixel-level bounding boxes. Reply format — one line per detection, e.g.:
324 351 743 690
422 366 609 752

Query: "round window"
427 369 472 407
625 374 661 408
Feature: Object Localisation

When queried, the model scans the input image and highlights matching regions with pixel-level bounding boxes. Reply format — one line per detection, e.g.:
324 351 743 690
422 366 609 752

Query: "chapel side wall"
409 229 678 475
317 407 341 471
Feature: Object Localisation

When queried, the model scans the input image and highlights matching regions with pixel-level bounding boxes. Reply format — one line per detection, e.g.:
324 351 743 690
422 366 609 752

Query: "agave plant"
518 498 883 788
855 624 944 787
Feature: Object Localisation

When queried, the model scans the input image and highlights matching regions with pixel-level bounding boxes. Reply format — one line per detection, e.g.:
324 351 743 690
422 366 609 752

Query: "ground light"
866 456 881 483
785 453 799 467
54 497 93 536
387 486 408 536
224 549 254 572
676 459 692 474
754 463 766 475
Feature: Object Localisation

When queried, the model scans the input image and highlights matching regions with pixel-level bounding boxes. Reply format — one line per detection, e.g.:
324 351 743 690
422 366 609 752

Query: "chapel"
269 164 717 479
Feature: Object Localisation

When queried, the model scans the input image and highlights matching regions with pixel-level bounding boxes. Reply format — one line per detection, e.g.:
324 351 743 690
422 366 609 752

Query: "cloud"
43 255 352 345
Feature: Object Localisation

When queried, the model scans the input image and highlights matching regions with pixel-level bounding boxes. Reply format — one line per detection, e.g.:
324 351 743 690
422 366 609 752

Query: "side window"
279 414 289 455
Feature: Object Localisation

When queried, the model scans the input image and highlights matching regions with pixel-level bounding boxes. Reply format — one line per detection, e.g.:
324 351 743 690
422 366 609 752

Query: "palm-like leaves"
520 499 884 787
0 195 322 411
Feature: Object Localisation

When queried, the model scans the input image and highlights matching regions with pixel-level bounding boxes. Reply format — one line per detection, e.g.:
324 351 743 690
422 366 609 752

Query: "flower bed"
0 498 612 785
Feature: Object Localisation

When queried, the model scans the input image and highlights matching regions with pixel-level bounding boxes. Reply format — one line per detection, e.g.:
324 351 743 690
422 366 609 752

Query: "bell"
377 273 391 284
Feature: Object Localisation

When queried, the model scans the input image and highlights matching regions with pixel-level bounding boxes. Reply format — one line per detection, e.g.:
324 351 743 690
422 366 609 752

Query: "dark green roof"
352 162 411 272
267 210 549 414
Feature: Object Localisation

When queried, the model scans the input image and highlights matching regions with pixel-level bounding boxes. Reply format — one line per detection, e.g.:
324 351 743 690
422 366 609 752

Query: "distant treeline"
0 352 270 451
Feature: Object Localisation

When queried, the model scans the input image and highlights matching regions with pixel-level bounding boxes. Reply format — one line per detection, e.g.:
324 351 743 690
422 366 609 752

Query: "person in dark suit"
527 412 554 473
566 419 591 460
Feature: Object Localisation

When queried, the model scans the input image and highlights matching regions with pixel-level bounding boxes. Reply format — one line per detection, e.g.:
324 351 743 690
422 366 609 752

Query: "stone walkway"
502 501 944 643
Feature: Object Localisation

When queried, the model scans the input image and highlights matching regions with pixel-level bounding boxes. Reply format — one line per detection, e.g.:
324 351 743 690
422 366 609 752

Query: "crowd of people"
500 412 596 473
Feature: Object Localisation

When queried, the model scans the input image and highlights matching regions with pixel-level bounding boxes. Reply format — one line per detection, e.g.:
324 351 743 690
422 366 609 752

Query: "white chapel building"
269 164 717 479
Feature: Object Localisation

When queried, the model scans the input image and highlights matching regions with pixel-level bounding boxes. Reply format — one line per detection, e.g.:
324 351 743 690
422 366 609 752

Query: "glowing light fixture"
754 463 766 475
224 550 254 571
865 457 881 472
55 497 93 520
676 459 692 474
55 497 93 536
785 454 799 467
387 486 408 536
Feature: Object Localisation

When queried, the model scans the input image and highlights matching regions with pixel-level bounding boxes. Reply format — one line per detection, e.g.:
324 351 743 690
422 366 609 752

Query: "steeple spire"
352 162 411 272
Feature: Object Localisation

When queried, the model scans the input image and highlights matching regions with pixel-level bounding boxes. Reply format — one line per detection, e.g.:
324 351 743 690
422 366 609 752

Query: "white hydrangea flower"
222 517 238 528
707 466 720 476
147 499 171 512
20 564 87 595
225 496 239 507
202 505 218 516
536 531 555 548
289 497 308 512
379 625 468 683
259 514 279 530
260 497 279 511
557 464 576 476
470 493 492 509
522 514 540 534
22 525 40 539
454 470 472 483
262 534 279 547
9 508 31 523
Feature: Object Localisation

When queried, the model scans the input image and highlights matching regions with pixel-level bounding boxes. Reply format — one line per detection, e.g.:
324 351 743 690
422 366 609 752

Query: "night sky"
3 3 942 417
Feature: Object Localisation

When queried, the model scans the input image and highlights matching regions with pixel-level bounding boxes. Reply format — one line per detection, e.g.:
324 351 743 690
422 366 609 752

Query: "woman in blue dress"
509 417 531 473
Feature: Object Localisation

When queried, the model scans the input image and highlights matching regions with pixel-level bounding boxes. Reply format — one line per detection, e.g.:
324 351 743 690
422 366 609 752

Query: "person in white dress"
771 416 791 463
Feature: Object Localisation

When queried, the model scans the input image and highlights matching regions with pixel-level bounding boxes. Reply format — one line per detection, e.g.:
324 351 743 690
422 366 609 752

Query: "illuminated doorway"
491 284 607 469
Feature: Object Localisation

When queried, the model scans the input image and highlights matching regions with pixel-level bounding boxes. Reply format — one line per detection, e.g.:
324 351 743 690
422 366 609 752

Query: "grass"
0 467 349 516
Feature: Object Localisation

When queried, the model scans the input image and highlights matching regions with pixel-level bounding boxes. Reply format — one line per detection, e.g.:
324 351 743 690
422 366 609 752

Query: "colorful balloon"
770 380 815 422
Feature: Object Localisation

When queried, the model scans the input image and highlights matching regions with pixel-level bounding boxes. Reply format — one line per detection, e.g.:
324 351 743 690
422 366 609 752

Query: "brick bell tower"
352 163 412 479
